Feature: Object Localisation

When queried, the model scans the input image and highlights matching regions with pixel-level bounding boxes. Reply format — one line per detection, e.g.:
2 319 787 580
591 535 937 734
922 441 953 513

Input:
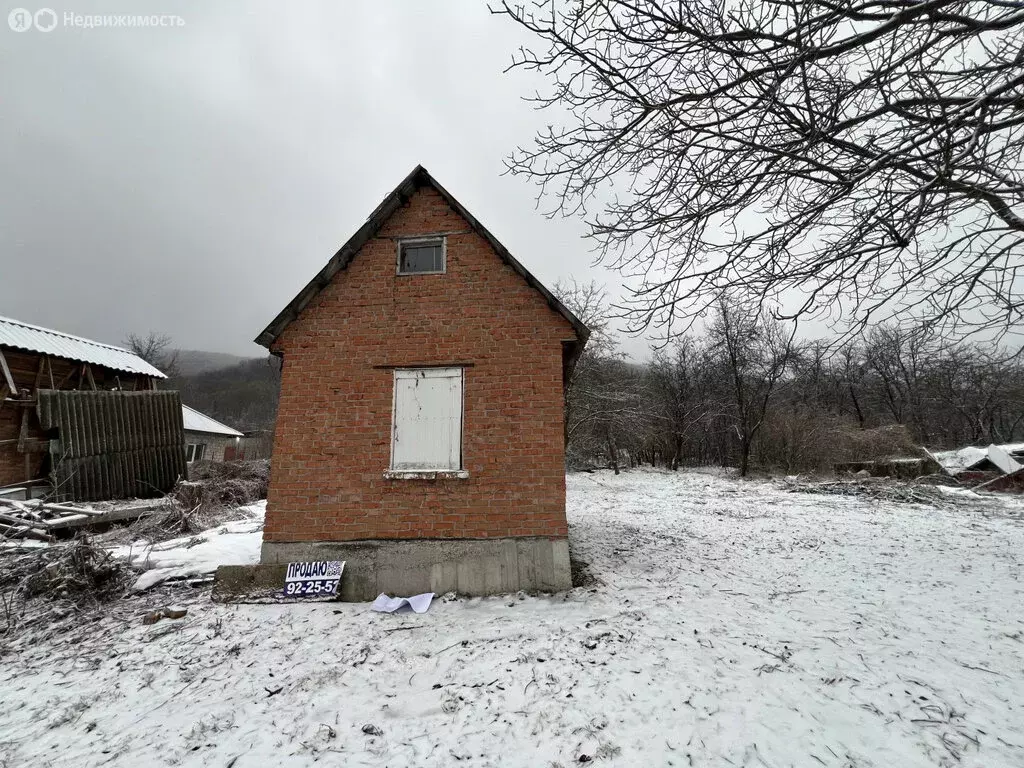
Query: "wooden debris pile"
0 460 268 544
179 459 270 507
121 459 270 543
782 477 957 505
0 496 168 541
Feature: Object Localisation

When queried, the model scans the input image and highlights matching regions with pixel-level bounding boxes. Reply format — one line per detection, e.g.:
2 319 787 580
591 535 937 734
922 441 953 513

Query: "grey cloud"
1 1 648 359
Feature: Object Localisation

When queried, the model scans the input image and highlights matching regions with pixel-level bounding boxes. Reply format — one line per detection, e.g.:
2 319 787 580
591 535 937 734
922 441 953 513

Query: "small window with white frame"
397 237 446 275
185 443 206 462
390 367 463 471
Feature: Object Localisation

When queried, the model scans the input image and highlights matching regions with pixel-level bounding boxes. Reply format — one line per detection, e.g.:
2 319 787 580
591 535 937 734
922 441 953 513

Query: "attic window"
397 237 446 275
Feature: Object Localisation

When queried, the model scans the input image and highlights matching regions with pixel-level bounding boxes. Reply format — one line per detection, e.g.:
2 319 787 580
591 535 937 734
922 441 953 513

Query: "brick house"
255 166 589 598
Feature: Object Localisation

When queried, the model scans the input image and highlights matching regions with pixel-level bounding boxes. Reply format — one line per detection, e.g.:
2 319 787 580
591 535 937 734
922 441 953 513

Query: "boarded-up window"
391 368 463 470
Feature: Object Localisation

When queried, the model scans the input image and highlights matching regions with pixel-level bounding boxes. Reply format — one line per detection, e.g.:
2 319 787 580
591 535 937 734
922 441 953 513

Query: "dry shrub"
755 410 923 474
126 460 270 543
837 424 921 462
184 459 270 505
1 537 134 605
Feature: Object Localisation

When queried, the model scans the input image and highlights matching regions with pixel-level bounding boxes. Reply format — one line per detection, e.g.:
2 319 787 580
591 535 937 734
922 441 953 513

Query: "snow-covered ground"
111 502 266 591
1 469 1023 767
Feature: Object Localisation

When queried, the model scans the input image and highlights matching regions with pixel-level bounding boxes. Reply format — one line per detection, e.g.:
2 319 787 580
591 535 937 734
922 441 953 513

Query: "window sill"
383 470 470 481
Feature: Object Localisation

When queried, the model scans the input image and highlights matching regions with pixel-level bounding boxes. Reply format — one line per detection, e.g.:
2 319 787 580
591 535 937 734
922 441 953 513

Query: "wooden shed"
0 315 186 500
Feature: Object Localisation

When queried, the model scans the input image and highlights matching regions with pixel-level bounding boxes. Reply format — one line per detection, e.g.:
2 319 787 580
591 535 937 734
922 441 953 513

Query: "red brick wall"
264 186 578 542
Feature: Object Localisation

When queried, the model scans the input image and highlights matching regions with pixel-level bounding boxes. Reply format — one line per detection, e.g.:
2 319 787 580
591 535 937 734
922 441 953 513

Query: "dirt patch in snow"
568 546 599 588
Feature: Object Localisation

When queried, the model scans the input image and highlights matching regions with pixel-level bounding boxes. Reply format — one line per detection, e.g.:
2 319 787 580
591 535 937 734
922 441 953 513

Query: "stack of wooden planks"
0 495 168 541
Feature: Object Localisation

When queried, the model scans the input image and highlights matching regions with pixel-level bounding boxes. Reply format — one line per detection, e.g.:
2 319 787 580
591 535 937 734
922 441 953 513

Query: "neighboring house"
0 315 185 500
254 165 589 598
182 404 244 463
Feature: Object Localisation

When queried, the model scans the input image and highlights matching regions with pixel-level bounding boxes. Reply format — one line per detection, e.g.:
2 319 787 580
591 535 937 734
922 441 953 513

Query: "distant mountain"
174 349 256 377
168 356 281 432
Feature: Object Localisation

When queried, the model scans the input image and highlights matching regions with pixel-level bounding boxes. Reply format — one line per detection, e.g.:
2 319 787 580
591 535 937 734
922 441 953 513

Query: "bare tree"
124 332 180 378
498 0 1024 342
648 337 724 468
710 299 799 476
838 342 869 429
555 279 650 471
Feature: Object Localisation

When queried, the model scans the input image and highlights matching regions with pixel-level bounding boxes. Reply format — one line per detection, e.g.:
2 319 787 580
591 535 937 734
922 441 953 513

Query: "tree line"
561 281 1024 476
124 332 280 432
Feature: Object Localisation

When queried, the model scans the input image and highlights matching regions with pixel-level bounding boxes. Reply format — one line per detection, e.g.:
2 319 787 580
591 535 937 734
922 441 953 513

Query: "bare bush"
181 459 269 505
755 414 923 474
126 460 269 543
1 537 137 633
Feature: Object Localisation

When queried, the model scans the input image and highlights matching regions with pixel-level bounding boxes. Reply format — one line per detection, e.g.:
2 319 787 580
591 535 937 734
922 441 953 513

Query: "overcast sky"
1 1 648 359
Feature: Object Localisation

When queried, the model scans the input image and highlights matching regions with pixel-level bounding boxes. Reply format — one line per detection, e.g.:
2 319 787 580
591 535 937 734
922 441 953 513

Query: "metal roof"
0 314 166 379
933 442 1024 474
182 404 244 437
963 443 1024 474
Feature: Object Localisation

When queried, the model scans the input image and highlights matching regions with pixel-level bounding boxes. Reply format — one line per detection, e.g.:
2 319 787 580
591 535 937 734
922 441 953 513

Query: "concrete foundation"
249 536 572 601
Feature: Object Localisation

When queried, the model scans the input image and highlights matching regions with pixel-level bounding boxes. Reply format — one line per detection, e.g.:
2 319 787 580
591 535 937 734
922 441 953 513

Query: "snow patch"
112 501 266 590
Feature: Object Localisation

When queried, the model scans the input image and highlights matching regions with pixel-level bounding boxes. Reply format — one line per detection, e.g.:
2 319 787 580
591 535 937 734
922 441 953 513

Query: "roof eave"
0 341 166 380
184 428 244 438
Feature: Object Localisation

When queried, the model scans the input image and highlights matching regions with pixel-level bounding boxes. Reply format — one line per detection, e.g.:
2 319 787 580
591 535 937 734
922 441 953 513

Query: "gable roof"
0 314 166 379
254 165 590 353
182 404 244 437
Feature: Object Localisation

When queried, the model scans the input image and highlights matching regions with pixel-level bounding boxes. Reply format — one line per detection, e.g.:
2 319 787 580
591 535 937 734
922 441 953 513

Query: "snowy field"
1 469 1023 767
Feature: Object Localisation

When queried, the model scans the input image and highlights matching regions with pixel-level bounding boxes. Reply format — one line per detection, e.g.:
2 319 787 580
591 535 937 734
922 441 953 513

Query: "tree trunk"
606 427 620 475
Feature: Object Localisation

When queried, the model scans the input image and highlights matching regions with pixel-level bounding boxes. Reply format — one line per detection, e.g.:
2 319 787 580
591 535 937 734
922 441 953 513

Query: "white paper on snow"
371 592 434 614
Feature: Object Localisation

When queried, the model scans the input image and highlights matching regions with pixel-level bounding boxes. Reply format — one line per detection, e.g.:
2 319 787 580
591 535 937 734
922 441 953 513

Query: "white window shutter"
391 368 463 470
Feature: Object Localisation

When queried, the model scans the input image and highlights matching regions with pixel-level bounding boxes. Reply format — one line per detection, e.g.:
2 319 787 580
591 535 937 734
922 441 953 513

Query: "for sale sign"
283 561 344 598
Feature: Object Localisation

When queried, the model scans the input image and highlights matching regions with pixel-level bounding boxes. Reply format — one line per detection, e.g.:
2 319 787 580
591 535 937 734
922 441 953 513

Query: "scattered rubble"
782 477 957 505
932 442 1024 491
141 605 188 625
0 461 270 638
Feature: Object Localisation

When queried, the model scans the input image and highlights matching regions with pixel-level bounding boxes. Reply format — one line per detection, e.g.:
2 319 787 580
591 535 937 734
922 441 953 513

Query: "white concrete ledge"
383 469 470 480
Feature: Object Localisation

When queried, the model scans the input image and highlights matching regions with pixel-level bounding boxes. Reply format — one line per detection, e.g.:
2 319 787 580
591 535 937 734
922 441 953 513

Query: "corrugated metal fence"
37 389 187 502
